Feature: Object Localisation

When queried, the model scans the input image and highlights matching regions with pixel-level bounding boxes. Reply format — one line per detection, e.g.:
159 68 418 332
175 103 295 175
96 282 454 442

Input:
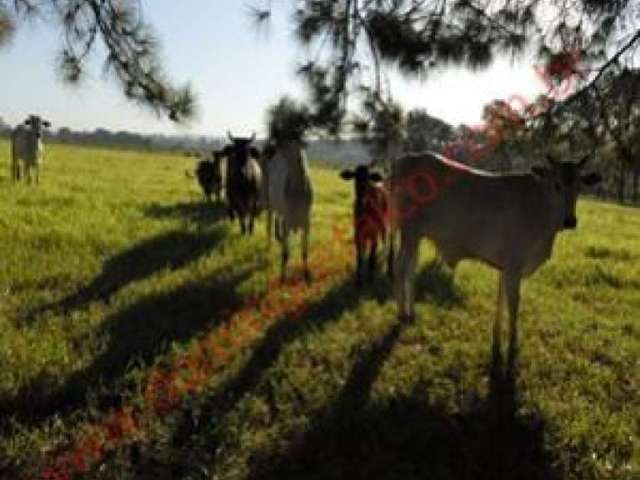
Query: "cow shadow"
247 332 559 480
414 259 464 306
158 280 369 476
143 201 228 225
1 266 255 425
24 228 227 322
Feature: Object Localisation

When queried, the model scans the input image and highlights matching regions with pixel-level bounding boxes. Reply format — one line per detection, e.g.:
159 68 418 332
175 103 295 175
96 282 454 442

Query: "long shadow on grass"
143 201 228 225
249 333 560 480
414 259 464 307
161 280 380 476
24 226 227 322
1 266 254 425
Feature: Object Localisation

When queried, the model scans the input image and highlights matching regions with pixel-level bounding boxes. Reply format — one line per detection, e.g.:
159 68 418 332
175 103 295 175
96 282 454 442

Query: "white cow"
266 140 313 283
392 151 601 356
11 115 50 185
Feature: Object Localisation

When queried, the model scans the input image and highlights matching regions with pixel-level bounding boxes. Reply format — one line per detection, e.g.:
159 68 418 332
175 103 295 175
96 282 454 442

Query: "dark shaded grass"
143 201 228 226
126 280 371 477
248 329 559 480
414 259 465 306
0 266 256 426
23 226 228 323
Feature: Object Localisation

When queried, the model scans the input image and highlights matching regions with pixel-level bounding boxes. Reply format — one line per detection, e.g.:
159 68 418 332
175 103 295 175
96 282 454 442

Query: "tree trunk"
633 169 639 204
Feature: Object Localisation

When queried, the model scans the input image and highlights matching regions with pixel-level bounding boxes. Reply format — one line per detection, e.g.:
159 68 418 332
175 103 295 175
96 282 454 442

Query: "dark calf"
340 165 394 286
195 158 216 202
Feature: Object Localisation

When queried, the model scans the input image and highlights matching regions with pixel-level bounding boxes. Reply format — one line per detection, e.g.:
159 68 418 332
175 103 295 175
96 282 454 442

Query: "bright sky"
0 2 553 137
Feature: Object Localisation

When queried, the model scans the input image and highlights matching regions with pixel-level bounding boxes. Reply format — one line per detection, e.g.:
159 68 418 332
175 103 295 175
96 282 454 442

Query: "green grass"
0 141 638 479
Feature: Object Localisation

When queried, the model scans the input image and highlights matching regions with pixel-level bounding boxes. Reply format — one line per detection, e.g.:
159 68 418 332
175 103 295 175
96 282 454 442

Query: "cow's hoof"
304 271 312 285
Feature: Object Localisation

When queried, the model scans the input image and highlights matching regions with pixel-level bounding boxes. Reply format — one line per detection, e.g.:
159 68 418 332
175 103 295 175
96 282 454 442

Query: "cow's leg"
302 224 311 284
266 209 273 248
35 166 39 186
386 231 395 280
280 222 290 284
274 216 281 242
249 199 258 235
395 230 419 321
239 213 247 235
504 269 522 371
355 238 364 287
493 272 505 359
368 240 378 284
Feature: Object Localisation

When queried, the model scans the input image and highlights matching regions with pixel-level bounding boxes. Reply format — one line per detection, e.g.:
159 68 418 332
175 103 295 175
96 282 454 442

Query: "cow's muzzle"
563 217 577 229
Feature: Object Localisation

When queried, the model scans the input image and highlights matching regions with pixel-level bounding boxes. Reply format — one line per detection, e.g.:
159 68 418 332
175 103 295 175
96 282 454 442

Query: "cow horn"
227 131 235 142
578 153 590 168
249 131 256 143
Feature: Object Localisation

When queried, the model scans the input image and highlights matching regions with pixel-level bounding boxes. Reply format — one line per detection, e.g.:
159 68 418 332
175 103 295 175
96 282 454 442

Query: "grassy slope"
0 141 638 479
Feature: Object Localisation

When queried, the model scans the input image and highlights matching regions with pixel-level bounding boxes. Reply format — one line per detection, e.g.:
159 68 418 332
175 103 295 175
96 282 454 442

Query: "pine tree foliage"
266 95 313 144
253 0 640 133
0 0 194 122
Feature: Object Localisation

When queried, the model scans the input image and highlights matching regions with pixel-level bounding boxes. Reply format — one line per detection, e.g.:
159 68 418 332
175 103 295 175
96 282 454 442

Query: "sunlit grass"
0 141 638 479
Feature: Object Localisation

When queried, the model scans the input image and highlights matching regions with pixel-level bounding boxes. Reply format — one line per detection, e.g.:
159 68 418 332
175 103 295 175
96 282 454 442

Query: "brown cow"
341 164 394 286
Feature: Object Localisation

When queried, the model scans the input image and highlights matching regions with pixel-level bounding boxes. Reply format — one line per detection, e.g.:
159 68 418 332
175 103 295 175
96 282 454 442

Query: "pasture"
0 141 638 479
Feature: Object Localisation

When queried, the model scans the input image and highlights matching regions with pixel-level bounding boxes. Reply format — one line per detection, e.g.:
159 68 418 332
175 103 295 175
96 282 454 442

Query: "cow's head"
340 164 383 206
223 131 259 166
532 154 602 230
24 115 51 139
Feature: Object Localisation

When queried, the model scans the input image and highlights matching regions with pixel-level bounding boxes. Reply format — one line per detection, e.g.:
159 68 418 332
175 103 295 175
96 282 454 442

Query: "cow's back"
393 152 556 272
268 148 312 230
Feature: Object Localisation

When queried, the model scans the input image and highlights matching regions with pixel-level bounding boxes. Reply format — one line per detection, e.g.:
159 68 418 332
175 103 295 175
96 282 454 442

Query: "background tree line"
2 1 640 204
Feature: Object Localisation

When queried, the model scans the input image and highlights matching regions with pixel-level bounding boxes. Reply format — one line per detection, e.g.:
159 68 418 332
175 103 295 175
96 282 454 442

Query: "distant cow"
340 164 394 286
393 152 601 355
223 132 262 235
11 114 51 185
267 140 313 283
195 150 224 202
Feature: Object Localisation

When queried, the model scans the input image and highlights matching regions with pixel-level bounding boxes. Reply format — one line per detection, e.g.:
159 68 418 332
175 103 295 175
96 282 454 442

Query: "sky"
0 1 553 137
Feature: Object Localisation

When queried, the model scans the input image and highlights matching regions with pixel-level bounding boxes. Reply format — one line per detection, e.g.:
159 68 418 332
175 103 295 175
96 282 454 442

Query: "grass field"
0 141 638 479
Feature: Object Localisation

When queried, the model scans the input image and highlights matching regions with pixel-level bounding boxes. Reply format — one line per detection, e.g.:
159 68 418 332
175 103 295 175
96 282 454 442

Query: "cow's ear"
531 166 549 179
222 145 234 157
43 120 51 128
340 170 355 180
369 172 383 182
24 119 32 126
581 172 602 186
249 147 260 159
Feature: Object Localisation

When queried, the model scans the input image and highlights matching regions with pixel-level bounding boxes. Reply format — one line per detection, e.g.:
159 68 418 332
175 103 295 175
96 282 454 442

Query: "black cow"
223 132 263 235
